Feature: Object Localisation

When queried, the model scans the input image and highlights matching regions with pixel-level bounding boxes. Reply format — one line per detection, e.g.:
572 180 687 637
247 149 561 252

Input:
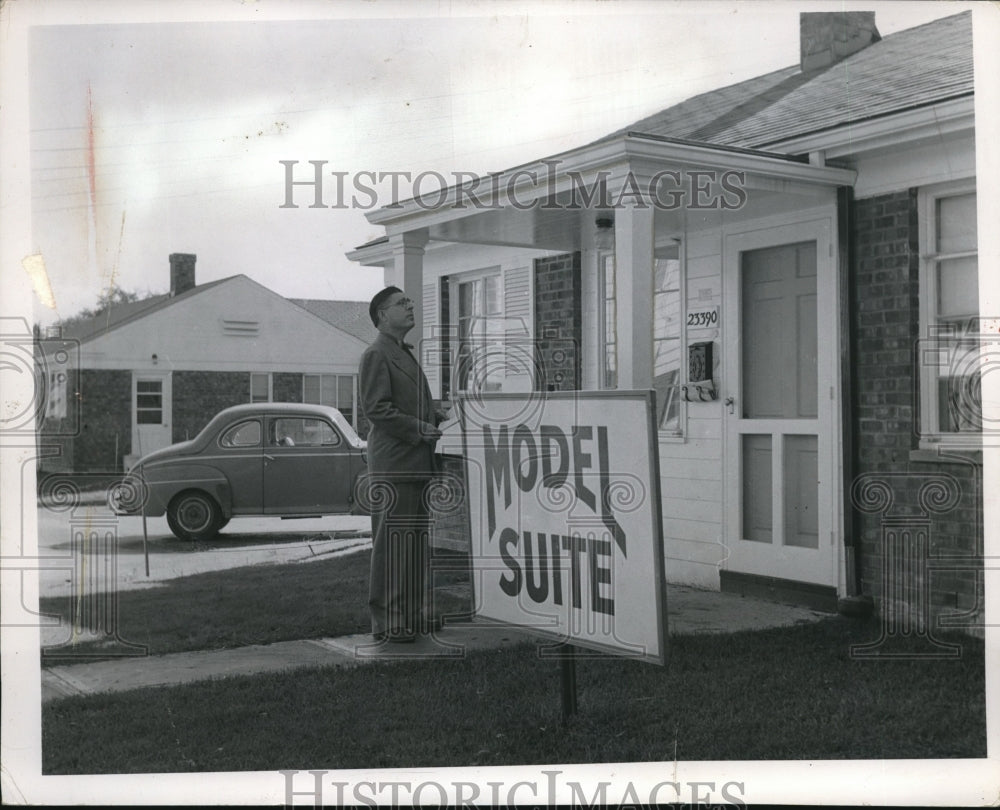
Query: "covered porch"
348 134 857 602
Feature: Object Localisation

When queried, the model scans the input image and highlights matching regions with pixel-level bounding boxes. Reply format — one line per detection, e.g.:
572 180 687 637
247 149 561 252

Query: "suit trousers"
368 478 431 635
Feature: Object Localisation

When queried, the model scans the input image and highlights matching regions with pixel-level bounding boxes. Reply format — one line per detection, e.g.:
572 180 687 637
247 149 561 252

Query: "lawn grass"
41 548 472 663
42 616 985 773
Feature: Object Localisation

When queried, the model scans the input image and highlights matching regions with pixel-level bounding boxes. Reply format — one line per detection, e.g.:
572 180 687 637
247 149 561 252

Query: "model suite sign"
459 391 667 664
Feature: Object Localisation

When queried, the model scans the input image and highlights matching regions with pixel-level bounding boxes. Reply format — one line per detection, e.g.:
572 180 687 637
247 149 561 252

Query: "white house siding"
658 229 725 588
80 276 367 374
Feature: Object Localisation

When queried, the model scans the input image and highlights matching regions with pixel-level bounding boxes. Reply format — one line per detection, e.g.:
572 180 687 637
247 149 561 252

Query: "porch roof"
349 132 856 256
347 10 969 261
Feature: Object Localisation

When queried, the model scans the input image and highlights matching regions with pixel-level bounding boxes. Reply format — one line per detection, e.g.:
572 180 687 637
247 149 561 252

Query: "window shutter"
422 277 440 398
504 265 533 390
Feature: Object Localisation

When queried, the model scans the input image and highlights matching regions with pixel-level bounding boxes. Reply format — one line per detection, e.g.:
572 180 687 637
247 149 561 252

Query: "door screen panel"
742 434 773 544
783 435 819 549
742 242 817 419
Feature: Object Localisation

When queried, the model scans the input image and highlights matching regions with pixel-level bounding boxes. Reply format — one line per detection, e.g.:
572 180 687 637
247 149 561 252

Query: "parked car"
111 403 369 541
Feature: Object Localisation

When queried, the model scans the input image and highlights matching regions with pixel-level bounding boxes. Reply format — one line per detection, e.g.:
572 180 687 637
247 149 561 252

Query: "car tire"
166 490 223 541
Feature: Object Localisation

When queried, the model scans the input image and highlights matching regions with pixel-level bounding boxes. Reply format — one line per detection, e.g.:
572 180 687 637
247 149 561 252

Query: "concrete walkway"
40 586 831 704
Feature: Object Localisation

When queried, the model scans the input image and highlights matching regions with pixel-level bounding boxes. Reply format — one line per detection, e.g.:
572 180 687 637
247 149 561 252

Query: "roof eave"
361 134 856 235
760 95 975 160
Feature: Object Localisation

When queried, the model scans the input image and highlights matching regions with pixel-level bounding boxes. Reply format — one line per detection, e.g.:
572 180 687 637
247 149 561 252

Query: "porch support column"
386 231 428 351
613 201 655 389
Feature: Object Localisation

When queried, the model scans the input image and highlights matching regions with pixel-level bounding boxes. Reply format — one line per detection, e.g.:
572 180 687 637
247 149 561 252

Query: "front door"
131 371 172 459
723 219 838 587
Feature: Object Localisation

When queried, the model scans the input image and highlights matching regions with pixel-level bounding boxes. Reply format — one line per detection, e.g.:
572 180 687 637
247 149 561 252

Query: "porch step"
719 570 838 613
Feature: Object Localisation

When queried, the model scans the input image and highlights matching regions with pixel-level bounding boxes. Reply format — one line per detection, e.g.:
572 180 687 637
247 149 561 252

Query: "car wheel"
166 490 223 541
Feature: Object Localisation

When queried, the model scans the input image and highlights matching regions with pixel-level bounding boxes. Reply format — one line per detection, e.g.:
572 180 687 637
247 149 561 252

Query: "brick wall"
533 252 582 390
172 371 248 442
273 372 303 402
851 189 983 633
73 369 131 471
439 276 452 401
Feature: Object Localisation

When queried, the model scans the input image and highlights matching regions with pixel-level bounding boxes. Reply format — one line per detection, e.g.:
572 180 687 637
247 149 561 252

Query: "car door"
262 415 353 514
215 417 265 514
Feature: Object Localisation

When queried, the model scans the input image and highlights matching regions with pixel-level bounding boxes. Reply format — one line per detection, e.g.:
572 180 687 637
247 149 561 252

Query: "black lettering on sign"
497 529 615 616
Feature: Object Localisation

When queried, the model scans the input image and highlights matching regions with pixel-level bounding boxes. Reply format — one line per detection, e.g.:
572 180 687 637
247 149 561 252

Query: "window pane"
937 193 977 253
455 274 502 392
459 281 474 325
601 254 617 390
136 410 162 424
484 275 502 314
937 371 982 433
936 256 979 319
136 380 161 394
273 417 340 447
221 420 261 447
251 373 269 403
303 375 320 404
320 375 338 407
337 375 353 408
653 255 681 430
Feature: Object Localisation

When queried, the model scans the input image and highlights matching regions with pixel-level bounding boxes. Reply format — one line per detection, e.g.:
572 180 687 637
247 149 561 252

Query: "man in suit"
360 286 449 642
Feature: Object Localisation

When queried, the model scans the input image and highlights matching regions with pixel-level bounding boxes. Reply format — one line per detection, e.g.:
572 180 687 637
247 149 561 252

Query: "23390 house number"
687 308 719 327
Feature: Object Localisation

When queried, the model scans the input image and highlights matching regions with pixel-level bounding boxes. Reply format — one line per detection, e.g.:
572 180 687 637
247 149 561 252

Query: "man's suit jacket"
359 331 439 479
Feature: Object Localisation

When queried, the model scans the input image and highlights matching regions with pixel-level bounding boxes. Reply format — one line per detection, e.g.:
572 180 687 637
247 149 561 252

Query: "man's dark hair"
369 285 403 327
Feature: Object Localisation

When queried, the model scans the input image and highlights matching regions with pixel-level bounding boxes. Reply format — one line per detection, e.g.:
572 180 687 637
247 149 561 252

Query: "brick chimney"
800 11 880 73
169 253 196 296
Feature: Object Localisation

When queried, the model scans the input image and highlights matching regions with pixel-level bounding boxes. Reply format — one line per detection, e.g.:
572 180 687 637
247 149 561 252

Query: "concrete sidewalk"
40 586 831 704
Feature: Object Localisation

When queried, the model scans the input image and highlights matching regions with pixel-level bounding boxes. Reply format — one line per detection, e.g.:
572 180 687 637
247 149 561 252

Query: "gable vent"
221 318 260 336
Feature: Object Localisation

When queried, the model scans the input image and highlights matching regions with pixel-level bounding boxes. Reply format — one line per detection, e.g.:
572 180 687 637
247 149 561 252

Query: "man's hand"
434 402 453 425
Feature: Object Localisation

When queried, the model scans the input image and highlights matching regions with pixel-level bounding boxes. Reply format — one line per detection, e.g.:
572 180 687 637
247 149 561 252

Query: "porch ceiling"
428 205 585 252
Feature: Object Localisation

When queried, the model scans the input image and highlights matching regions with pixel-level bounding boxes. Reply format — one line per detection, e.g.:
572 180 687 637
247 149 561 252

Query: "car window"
270 417 342 448
220 419 262 448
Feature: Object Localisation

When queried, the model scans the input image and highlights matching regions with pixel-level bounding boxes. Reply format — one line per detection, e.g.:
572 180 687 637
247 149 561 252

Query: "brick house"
37 253 376 472
346 11 984 630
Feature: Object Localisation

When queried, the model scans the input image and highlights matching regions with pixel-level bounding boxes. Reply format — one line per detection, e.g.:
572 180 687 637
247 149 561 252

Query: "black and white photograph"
1 0 997 805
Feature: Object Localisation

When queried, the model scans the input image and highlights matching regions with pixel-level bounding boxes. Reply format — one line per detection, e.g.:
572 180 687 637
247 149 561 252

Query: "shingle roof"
56 276 376 346
58 276 233 342
604 11 972 150
289 299 378 344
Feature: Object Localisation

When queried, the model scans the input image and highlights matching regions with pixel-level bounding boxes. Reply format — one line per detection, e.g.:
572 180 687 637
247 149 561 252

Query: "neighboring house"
347 11 983 630
37 253 376 472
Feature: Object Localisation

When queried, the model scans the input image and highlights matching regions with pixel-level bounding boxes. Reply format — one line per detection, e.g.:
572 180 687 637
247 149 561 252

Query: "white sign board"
459 390 667 665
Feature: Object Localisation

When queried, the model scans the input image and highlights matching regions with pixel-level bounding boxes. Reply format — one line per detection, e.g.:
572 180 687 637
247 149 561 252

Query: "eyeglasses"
381 297 413 310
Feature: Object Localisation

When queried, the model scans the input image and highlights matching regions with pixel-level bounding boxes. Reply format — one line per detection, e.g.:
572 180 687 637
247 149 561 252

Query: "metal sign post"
560 645 577 722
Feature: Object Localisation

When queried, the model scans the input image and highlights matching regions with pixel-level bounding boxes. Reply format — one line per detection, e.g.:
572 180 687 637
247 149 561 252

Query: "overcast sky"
26 0 976 325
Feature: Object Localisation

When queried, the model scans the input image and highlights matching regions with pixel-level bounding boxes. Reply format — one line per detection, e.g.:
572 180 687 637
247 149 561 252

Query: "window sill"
910 445 983 465
657 431 686 444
